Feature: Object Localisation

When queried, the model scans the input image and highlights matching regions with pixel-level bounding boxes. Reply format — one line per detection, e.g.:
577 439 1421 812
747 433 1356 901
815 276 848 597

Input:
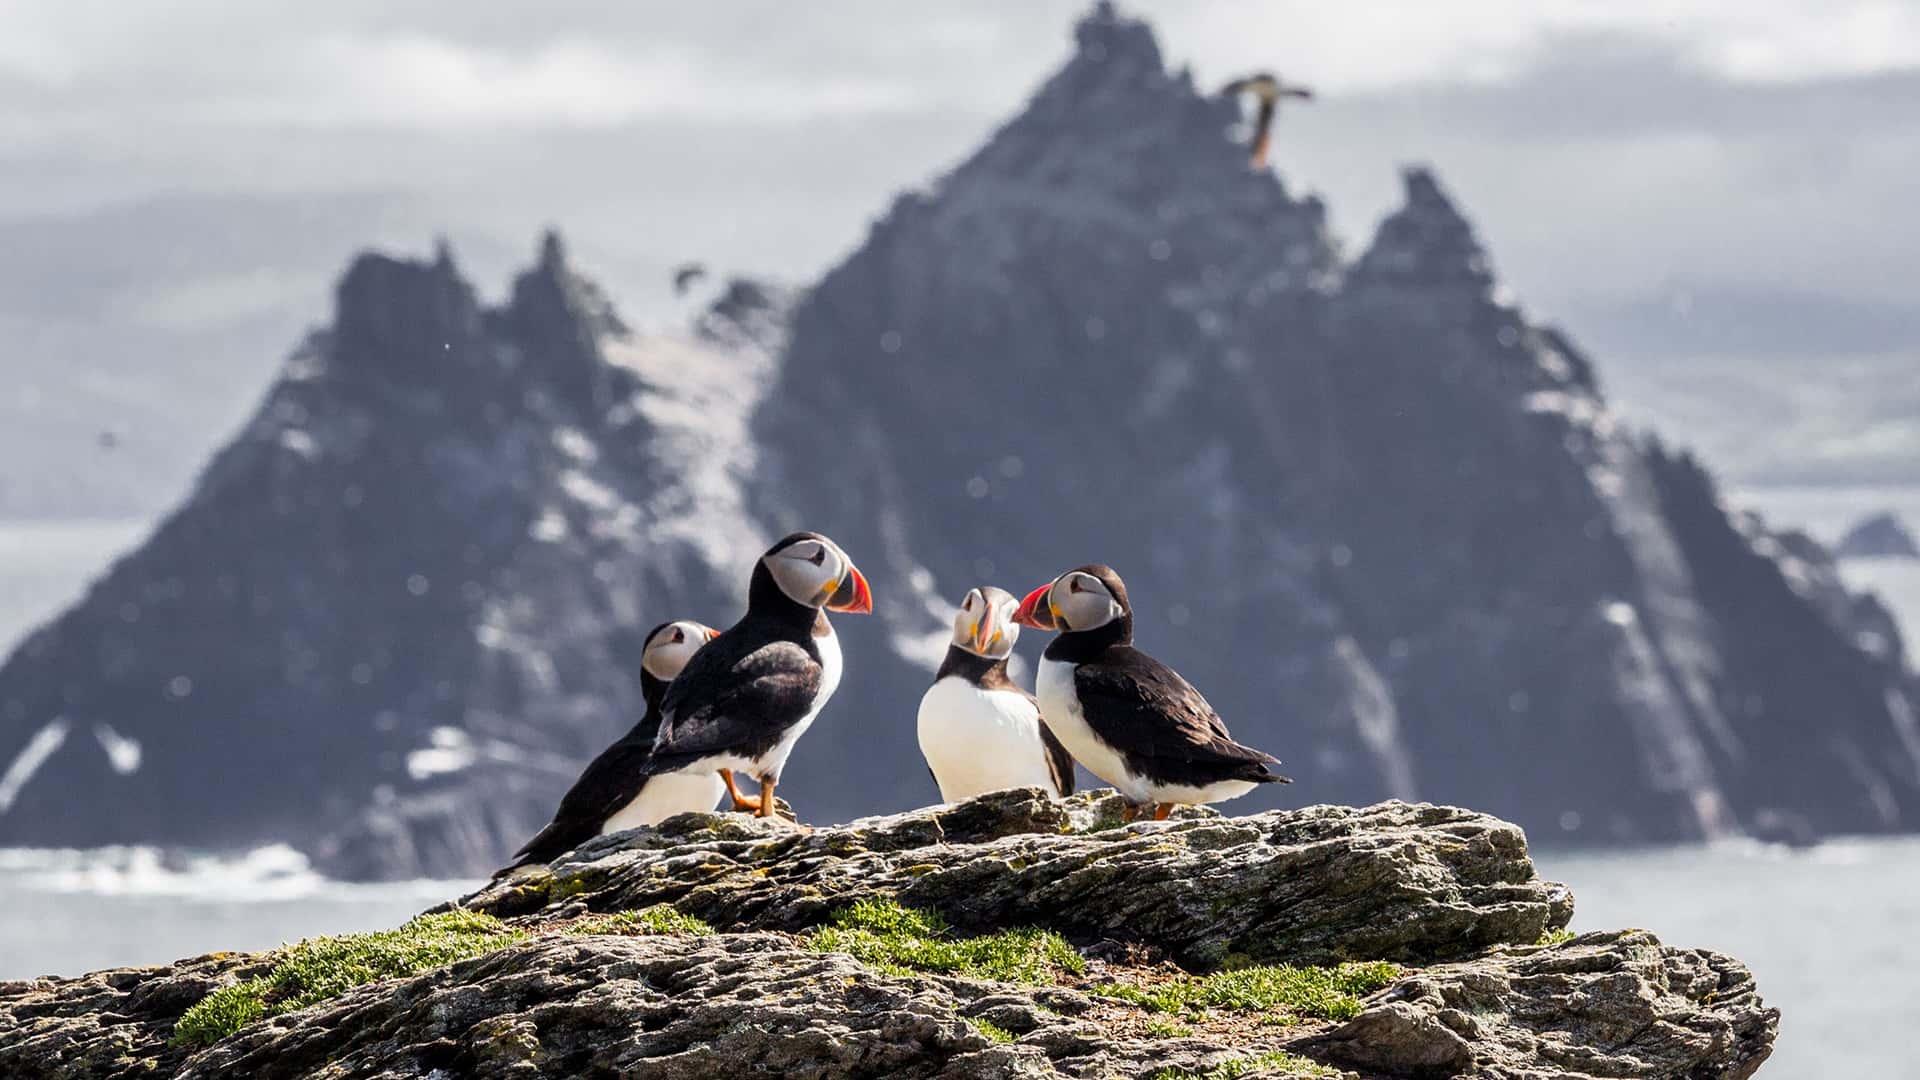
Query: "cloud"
0 1 1914 500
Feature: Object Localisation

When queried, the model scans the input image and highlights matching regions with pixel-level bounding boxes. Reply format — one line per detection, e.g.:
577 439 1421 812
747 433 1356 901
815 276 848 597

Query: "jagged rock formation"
0 796 1776 1079
0 232 787 878
1836 512 1920 560
0 2 1916 877
754 1 1920 847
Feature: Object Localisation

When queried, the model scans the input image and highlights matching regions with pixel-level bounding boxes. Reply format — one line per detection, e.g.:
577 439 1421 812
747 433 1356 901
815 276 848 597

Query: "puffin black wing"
651 637 823 772
1039 718 1077 796
503 730 655 872
1071 646 1288 786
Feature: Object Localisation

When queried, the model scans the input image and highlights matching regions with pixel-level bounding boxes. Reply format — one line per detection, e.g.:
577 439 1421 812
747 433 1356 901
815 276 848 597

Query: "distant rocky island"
1836 512 1920 560
0 792 1778 1079
0 2 1916 879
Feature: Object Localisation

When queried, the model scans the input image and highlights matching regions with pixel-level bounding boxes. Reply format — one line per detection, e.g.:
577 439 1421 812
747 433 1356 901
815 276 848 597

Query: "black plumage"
501 623 691 873
1030 565 1288 807
1058 642 1282 791
648 534 851 783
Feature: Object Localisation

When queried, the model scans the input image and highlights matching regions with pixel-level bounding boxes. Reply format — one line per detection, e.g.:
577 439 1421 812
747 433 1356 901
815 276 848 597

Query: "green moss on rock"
1096 960 1399 1022
565 906 714 937
1150 1049 1341 1078
172 910 524 1047
965 1017 1018 1043
805 898 1085 985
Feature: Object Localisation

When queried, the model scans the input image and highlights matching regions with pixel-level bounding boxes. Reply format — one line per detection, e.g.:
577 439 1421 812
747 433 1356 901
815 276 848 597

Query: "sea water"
1537 836 1920 1079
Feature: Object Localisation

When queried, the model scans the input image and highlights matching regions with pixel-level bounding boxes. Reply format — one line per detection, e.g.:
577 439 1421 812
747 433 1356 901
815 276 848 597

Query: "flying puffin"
647 531 873 820
1221 72 1314 168
1013 565 1289 821
918 586 1075 803
502 619 721 872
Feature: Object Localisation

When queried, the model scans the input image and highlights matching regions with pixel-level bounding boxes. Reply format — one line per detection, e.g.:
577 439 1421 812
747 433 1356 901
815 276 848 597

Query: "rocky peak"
696 277 797 353
1350 166 1495 298
1065 0 1167 95
1837 511 1920 560
498 228 629 418
329 250 483 384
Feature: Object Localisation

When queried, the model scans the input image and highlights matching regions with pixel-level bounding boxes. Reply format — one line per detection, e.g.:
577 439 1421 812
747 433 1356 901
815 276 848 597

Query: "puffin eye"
1069 578 1084 593
807 545 826 567
672 628 685 643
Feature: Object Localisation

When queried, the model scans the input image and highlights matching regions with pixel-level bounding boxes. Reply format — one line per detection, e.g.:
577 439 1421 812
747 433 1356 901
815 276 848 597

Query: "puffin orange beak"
826 565 873 614
700 625 721 642
1013 583 1056 630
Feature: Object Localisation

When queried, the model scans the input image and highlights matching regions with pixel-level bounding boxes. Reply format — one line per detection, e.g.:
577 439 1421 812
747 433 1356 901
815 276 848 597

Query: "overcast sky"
3 0 1917 510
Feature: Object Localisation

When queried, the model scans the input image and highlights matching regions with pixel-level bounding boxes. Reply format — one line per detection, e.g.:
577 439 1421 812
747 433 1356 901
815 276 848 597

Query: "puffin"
1013 565 1289 821
647 531 873 819
502 619 721 872
1221 71 1314 168
917 586 1074 803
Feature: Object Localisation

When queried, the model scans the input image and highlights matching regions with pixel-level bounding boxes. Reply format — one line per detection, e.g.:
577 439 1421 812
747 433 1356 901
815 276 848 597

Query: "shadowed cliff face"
753 3 1920 844
0 3 1915 878
0 236 771 876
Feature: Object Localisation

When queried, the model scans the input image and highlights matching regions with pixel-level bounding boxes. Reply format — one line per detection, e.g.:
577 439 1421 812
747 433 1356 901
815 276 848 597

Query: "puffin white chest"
600 770 725 834
1036 656 1149 802
917 676 1059 802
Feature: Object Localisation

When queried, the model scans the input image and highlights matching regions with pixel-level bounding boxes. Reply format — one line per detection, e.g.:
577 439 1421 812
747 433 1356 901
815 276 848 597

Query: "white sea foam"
0 844 475 901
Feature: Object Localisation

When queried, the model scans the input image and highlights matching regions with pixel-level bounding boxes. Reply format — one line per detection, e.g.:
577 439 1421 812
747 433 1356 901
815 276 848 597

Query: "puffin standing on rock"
503 619 721 872
646 532 873 822
1014 565 1289 821
917 587 1075 803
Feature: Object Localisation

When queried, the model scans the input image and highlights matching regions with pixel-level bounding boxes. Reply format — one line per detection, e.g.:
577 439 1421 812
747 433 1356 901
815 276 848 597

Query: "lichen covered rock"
463 792 1574 970
0 795 1774 1079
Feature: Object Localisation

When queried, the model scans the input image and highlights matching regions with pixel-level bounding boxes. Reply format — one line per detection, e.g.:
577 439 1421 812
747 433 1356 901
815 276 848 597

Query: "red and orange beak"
826 565 873 614
1013 582 1057 630
699 624 722 643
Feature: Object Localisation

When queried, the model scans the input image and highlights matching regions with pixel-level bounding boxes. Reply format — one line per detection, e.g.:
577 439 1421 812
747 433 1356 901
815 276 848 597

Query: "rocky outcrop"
1308 932 1772 1079
461 792 1571 969
0 794 1775 1079
1836 512 1920 560
752 0 1920 852
0 235 787 878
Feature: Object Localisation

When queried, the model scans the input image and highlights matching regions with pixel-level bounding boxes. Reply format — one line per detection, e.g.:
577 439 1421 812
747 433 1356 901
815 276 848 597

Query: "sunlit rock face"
0 3 1914 878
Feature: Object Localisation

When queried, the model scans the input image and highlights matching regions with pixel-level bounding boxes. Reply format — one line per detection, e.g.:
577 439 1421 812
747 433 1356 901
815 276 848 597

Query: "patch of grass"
805 898 1085 985
1095 960 1399 1023
1144 1016 1194 1038
1537 927 1577 946
169 981 268 1047
1150 1050 1340 1079
566 905 714 937
965 1017 1017 1043
172 910 524 1047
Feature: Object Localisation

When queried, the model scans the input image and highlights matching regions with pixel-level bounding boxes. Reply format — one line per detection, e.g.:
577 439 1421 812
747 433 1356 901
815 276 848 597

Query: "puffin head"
951 586 1021 659
640 619 720 682
1013 565 1131 635
759 531 873 614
